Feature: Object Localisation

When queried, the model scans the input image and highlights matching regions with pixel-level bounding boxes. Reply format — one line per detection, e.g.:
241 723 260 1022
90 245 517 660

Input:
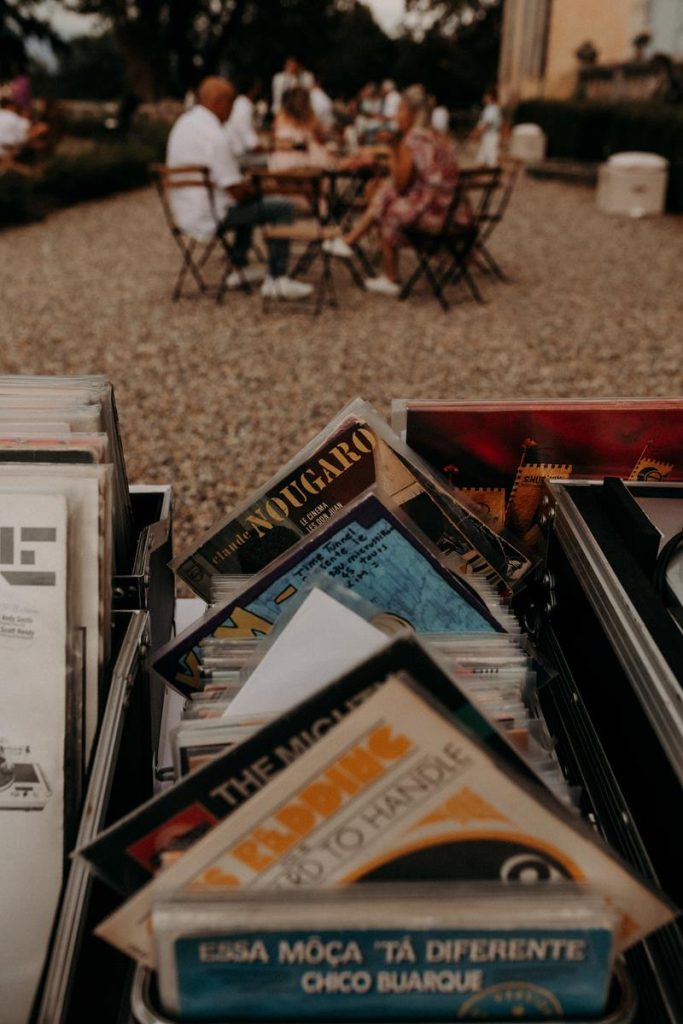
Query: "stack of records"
78 399 677 1023
0 375 133 1024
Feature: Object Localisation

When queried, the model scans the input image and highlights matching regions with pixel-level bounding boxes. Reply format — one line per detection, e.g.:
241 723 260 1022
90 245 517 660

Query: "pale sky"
365 0 407 35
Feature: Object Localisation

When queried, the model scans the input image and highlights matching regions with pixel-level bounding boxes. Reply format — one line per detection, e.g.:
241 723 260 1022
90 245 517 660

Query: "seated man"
0 97 30 159
166 76 312 301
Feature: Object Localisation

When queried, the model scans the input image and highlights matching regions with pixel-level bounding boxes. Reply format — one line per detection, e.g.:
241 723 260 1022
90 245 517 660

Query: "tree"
33 31 127 100
405 0 502 39
398 0 503 107
56 0 350 99
0 0 58 79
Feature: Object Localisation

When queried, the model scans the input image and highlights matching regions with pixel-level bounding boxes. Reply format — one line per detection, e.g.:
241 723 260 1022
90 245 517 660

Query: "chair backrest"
459 165 503 225
149 163 214 235
465 159 522 242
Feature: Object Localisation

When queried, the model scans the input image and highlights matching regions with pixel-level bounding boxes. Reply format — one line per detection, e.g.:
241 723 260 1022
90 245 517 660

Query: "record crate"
35 479 682 1024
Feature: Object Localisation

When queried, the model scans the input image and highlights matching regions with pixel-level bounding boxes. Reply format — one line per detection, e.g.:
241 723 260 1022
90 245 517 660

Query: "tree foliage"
0 0 58 77
43 0 503 108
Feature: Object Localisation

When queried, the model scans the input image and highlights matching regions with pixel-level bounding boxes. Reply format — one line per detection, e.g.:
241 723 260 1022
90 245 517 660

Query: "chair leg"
316 252 338 313
422 252 450 312
399 255 427 302
215 234 251 304
172 237 205 300
291 241 318 279
352 242 375 279
197 237 218 270
476 241 509 281
461 261 486 304
343 253 367 291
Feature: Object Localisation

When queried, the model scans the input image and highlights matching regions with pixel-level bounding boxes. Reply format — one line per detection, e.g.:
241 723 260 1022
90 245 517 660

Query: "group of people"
166 58 503 301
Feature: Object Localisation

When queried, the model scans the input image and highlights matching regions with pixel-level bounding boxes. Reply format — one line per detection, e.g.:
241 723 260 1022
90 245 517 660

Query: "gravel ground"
2 173 682 559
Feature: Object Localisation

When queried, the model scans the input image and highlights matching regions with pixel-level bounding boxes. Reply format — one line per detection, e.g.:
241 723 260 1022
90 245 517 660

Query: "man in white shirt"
271 57 314 114
225 75 261 157
166 77 312 300
310 77 334 133
0 98 30 159
380 80 401 124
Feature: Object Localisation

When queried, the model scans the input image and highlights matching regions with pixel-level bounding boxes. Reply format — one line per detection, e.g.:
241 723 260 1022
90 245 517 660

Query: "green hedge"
37 141 154 206
0 120 169 228
515 100 683 211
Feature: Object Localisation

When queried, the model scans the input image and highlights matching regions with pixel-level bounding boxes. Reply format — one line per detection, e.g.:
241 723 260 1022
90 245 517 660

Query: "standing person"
471 87 502 167
226 74 263 157
324 84 469 297
380 79 401 125
166 76 313 301
271 57 314 114
310 75 334 133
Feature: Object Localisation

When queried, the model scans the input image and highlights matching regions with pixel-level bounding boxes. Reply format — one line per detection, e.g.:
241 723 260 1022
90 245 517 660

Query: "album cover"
172 399 533 601
154 489 505 694
99 664 673 968
0 492 69 1024
0 433 110 466
396 398 683 548
153 886 616 1021
80 637 539 900
0 465 113 760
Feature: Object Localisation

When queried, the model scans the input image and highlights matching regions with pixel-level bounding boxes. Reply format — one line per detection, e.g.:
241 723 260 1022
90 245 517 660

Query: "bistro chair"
261 221 343 315
466 157 522 281
399 168 501 311
150 163 250 303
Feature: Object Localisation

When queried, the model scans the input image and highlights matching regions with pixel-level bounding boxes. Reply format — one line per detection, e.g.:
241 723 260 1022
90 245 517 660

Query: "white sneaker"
322 237 354 260
364 274 400 297
226 266 265 289
261 276 314 301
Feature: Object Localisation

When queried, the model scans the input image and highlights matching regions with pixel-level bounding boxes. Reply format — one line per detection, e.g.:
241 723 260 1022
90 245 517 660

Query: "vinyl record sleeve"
0 464 113 759
172 399 533 600
0 491 69 1024
395 398 683 549
155 489 504 694
153 885 616 1021
148 674 674 952
99 666 674 969
80 636 539 899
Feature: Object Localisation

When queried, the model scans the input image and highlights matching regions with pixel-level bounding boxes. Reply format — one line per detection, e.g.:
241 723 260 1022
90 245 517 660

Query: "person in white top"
225 75 262 157
471 88 502 167
381 80 401 124
310 76 334 133
166 77 312 300
271 57 314 114
0 98 30 158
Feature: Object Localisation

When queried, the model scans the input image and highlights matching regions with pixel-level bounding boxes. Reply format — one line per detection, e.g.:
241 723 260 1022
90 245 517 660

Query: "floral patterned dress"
370 127 470 247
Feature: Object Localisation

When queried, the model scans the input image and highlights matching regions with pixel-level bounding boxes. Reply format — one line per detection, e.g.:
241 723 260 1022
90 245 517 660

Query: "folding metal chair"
261 222 342 315
399 171 500 311
465 158 522 281
150 163 249 302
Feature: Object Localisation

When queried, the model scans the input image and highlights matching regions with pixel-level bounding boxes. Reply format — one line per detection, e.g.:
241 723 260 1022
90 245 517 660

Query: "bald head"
197 76 236 122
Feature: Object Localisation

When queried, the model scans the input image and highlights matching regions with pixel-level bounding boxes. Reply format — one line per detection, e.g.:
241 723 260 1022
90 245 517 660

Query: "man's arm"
227 178 260 204
390 139 414 194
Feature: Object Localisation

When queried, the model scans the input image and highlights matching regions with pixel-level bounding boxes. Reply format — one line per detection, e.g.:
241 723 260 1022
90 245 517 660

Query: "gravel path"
2 174 682 557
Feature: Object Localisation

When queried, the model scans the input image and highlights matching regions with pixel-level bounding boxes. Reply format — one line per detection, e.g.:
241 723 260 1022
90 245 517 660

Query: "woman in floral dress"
324 84 470 296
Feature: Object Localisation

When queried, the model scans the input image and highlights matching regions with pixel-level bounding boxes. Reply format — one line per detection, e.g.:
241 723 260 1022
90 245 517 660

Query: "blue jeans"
220 197 294 279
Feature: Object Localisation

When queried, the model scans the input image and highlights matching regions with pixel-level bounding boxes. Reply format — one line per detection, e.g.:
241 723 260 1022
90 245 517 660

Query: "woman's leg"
382 240 399 282
343 205 377 245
